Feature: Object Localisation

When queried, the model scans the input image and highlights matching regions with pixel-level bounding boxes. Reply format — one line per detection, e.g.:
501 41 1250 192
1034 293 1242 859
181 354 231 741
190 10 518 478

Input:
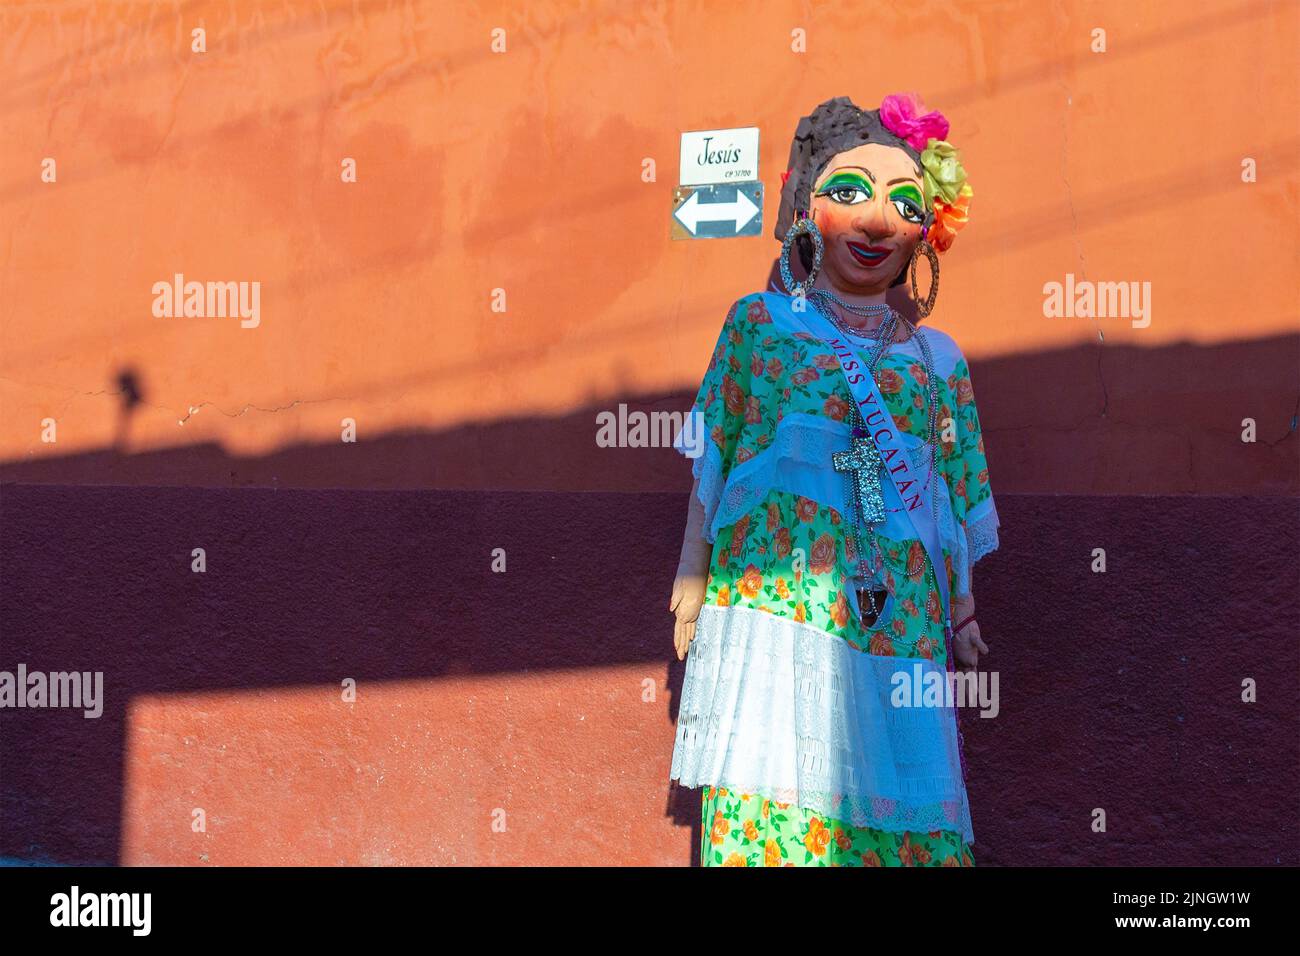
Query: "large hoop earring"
909 239 940 319
780 213 823 297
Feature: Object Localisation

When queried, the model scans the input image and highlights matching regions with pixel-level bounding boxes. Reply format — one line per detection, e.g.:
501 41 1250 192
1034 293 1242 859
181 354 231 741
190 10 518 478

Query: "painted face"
807 142 926 294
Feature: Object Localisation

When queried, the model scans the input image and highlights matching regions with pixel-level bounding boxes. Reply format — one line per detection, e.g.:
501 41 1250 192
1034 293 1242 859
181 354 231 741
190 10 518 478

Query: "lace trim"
679 413 998 592
671 604 974 841
964 501 1000 587
708 415 849 540
968 505 1000 562
687 440 726 544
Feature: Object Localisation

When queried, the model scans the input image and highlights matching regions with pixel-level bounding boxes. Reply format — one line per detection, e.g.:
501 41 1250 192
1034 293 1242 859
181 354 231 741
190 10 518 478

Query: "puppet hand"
953 619 988 672
670 573 707 662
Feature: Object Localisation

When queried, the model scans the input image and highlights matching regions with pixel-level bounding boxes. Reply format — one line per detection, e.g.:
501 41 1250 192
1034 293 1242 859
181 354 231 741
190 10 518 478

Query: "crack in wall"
1056 57 1109 422
176 397 342 424
0 374 354 427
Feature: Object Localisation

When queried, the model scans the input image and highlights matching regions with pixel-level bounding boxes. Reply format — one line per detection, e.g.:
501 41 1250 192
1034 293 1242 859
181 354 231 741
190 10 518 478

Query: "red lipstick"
846 241 893 267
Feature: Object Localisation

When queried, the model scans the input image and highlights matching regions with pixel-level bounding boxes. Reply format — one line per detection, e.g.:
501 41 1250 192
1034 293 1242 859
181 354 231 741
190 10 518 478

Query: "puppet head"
775 94 972 293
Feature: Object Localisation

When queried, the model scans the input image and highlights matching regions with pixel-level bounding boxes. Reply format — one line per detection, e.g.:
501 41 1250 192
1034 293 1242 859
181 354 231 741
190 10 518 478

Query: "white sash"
788 301 953 636
790 298 971 785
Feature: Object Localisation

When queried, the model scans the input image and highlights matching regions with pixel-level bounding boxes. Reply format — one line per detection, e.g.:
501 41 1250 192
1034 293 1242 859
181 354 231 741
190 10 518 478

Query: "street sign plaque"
671 182 763 240
678 126 760 187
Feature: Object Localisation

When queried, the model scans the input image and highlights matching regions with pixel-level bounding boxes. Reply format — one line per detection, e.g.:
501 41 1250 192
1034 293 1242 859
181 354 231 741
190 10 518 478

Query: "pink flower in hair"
879 92 949 152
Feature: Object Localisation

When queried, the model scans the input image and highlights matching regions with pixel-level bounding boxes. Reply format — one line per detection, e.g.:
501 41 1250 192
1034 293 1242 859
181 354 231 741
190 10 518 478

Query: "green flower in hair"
920 139 967 207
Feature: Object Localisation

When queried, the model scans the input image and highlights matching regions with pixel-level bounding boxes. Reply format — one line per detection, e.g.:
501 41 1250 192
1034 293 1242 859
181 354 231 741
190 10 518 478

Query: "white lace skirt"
671 603 974 842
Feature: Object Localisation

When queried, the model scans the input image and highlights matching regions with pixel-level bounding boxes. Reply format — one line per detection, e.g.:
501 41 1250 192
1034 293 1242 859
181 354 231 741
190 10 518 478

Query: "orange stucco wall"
2 0 1295 493
1 2 1297 868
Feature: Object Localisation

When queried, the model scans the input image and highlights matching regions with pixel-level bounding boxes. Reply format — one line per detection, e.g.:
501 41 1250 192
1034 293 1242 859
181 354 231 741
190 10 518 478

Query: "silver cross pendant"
833 425 886 525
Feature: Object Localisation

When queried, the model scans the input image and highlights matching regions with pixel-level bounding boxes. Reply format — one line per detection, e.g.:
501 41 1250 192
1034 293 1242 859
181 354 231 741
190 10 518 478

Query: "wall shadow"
1 333 1297 865
2 333 1295 495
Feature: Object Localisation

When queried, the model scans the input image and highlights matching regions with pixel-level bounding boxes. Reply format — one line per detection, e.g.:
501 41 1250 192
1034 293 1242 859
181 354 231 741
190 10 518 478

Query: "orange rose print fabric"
684 293 995 867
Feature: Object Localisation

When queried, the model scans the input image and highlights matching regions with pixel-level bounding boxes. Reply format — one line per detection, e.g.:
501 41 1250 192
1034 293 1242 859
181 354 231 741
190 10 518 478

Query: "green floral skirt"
701 786 975 867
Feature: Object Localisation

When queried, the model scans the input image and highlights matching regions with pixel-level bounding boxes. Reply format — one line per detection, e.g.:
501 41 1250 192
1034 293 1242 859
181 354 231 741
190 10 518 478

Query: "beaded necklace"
807 291 943 640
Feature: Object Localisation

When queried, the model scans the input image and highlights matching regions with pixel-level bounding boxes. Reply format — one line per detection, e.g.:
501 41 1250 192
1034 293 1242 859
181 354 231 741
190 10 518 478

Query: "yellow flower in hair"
920 139 967 206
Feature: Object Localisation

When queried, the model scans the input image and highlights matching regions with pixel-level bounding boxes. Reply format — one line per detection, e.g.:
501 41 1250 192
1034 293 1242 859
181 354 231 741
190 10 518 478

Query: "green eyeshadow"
888 184 924 207
815 171 873 196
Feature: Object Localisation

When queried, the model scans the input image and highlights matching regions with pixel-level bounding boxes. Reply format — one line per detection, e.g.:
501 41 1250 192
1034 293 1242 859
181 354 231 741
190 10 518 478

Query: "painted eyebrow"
825 165 875 182
819 167 922 189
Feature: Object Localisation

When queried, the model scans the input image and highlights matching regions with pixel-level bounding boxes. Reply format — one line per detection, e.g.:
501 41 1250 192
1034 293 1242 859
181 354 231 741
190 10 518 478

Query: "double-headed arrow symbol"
673 188 760 235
